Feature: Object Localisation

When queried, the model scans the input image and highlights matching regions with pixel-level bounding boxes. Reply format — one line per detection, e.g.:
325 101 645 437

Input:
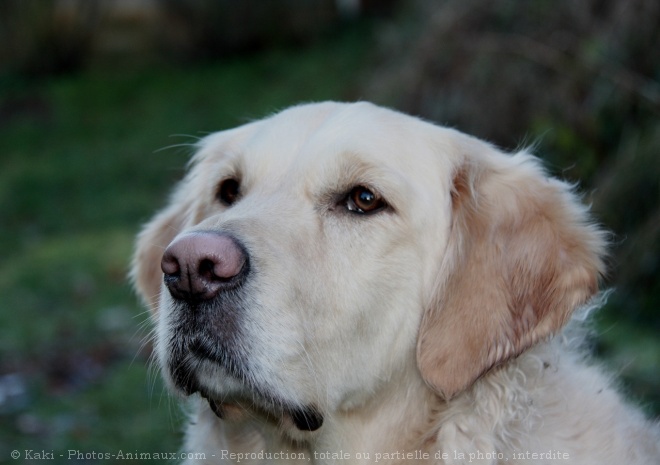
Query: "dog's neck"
314 365 441 464
186 361 443 465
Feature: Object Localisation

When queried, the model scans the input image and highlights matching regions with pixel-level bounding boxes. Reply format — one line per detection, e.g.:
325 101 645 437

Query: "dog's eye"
345 186 386 214
216 178 240 206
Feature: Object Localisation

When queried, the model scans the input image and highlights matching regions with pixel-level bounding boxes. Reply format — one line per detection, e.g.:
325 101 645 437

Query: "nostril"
161 252 181 276
198 258 217 280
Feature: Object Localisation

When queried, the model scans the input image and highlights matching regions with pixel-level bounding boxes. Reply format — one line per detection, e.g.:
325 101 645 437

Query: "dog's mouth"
289 406 325 431
200 391 225 417
199 390 324 432
167 334 324 432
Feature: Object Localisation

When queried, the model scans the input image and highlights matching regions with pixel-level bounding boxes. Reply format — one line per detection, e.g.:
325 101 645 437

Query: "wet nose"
161 232 247 303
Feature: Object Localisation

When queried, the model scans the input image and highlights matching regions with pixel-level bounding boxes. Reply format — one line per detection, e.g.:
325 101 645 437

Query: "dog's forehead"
233 102 444 179
194 102 460 212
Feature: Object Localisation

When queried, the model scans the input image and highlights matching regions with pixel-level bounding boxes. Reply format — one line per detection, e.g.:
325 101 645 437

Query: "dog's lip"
289 406 324 431
198 389 324 432
200 392 225 418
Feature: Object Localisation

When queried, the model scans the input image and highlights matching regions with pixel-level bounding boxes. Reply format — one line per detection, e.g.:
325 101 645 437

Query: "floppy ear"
417 140 606 400
131 186 197 312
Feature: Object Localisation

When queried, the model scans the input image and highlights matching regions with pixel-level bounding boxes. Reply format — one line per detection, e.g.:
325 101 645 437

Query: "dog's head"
132 102 605 433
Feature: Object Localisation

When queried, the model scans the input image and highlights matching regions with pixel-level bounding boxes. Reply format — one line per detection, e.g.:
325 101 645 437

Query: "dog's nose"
161 232 247 303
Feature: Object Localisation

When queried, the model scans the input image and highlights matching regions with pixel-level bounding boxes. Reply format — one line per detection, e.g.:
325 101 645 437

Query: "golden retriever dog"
133 102 659 464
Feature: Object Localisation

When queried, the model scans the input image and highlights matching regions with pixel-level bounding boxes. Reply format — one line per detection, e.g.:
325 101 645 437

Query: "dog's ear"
131 183 197 312
417 138 606 400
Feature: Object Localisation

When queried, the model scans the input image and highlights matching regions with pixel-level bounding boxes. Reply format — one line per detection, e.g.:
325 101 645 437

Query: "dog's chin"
198 391 325 434
168 354 324 433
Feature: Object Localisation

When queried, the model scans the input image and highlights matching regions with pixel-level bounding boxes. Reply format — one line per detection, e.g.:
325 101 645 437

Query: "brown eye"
345 186 386 214
217 178 240 206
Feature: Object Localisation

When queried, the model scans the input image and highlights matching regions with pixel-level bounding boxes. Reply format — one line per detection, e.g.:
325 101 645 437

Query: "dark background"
0 0 658 462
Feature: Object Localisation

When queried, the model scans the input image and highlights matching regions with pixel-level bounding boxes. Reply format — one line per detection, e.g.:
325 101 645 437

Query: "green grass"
0 26 374 462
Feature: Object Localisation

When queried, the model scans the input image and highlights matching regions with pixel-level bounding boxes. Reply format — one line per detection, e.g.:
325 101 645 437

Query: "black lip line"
200 391 224 418
290 406 324 431
199 389 324 432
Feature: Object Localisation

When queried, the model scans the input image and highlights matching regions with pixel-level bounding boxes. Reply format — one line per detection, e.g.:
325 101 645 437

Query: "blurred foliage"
156 0 338 61
0 0 102 76
0 0 395 77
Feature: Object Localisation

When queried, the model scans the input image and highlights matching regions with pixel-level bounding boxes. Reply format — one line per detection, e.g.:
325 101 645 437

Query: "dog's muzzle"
159 231 324 431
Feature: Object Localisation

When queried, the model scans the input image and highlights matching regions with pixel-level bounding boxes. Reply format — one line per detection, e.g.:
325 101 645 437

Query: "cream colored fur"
133 102 660 464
